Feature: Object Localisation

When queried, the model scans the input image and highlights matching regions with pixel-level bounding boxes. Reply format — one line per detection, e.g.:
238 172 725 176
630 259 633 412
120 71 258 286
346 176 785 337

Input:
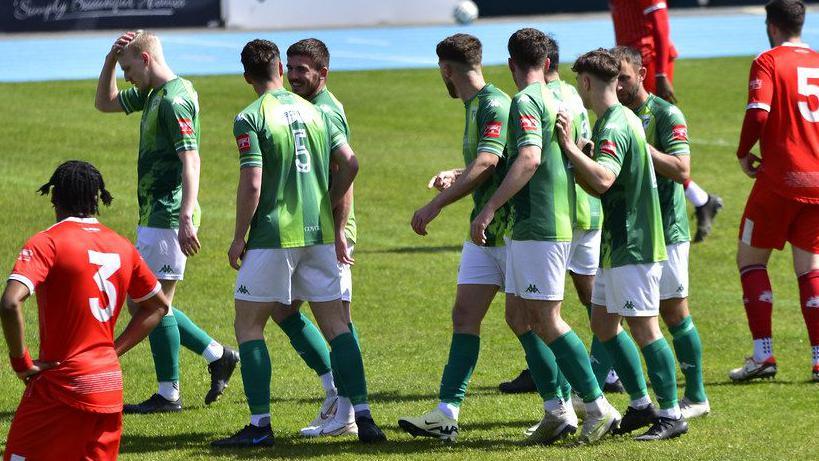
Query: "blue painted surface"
1 11 817 82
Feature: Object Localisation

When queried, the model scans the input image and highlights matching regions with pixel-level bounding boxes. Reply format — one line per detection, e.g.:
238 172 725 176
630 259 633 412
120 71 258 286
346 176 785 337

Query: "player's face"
616 60 642 108
438 61 458 98
287 55 324 99
118 51 150 91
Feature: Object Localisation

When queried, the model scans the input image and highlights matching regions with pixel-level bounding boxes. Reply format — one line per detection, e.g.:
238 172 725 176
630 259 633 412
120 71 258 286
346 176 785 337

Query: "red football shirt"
8 217 160 413
609 0 665 48
747 43 819 203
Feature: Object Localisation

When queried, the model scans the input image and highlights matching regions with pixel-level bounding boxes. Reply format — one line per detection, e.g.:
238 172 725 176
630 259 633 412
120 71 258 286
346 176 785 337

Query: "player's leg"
658 242 708 418
731 182 787 381
688 181 723 243
83 411 123 460
300 243 386 443
790 207 819 381
499 294 539 394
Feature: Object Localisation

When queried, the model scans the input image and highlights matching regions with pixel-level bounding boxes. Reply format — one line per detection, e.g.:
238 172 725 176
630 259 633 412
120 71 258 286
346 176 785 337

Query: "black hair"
241 39 281 82
766 0 805 36
38 160 112 217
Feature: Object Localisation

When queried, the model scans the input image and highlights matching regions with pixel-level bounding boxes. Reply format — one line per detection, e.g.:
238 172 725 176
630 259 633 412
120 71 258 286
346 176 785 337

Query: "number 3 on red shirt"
798 67 819 122
88 251 120 323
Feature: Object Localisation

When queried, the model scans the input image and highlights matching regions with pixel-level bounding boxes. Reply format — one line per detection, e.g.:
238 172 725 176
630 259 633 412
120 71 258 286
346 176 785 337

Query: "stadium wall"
222 0 460 29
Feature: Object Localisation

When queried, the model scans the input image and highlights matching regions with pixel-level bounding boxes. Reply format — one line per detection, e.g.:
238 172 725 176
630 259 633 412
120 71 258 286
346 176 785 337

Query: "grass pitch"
1 56 818 460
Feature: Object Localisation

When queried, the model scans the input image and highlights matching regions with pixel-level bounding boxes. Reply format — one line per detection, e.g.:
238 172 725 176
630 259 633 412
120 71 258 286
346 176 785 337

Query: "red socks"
740 265 773 340
798 270 819 348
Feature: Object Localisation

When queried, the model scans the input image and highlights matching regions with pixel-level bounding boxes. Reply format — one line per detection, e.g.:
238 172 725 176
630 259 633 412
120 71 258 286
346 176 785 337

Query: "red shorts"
739 180 819 252
4 379 122 461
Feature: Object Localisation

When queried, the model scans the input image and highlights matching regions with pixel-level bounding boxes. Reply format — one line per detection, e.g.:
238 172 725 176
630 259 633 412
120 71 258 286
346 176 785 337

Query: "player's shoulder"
478 85 511 112
649 94 686 121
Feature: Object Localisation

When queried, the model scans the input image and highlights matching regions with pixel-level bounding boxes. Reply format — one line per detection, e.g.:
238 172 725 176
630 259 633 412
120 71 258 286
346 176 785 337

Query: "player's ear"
277 61 283 78
543 57 551 74
638 65 647 82
319 66 328 80
141 51 150 66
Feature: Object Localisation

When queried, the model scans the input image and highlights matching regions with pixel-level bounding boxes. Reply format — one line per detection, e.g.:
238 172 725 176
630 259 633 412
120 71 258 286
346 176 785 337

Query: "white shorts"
235 244 341 304
135 226 187 281
457 241 507 288
591 262 662 317
659 242 690 300
505 239 570 301
568 228 601 276
340 241 354 303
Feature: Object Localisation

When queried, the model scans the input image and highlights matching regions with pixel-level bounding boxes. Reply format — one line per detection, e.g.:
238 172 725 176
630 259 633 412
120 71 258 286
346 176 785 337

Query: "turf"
1 56 818 460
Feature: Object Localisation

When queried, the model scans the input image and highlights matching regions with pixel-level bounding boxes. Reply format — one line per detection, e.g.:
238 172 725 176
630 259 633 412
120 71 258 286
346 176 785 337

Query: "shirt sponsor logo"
236 134 251 153
520 115 539 131
483 121 502 138
178 118 194 136
599 139 617 157
17 249 32 262
671 124 688 141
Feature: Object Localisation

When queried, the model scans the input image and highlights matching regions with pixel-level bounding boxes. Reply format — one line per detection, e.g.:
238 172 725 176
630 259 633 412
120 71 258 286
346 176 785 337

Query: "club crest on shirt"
483 121 502 138
671 124 688 141
600 139 617 157
236 134 251 153
520 115 538 131
178 118 194 136
17 249 32 262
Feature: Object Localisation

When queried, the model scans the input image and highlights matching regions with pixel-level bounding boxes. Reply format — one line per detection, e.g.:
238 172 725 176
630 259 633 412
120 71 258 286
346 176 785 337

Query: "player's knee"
452 303 481 334
504 307 528 335
659 299 688 327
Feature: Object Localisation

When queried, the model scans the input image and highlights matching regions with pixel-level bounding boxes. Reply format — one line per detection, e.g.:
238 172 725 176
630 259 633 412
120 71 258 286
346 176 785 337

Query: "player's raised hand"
427 169 458 191
16 360 60 383
470 207 494 246
411 202 442 236
656 76 677 104
178 220 201 257
228 239 246 270
739 153 762 178
335 236 355 266
555 110 573 150
110 30 139 56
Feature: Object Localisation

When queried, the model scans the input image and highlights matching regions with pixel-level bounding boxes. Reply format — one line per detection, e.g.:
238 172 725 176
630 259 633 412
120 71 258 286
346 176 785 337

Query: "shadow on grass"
120 432 214 453
0 410 15 422
269 388 501 406
357 245 461 255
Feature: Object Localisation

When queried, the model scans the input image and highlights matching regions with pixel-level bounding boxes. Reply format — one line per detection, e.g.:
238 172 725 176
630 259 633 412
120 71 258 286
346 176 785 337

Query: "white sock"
157 381 180 401
543 398 563 414
353 403 371 418
583 396 607 417
657 405 682 420
336 397 354 422
250 413 271 427
319 372 337 395
753 337 774 362
437 402 460 420
202 340 224 364
629 395 652 410
605 368 620 384
812 345 819 367
685 180 709 207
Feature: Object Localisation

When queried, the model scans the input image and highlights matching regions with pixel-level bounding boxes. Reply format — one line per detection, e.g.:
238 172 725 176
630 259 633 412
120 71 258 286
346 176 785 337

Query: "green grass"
1 56 818 460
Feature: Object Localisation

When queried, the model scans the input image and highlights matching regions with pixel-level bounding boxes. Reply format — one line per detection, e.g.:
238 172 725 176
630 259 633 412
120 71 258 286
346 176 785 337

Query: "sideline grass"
1 57 817 460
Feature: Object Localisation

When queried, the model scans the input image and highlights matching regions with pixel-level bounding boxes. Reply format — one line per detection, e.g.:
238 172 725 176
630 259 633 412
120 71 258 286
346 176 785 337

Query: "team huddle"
2 0 818 458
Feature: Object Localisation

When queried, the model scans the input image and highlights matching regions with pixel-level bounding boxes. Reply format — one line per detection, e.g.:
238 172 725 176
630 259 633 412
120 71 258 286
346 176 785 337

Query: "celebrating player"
611 45 709 418
473 29 621 444
557 48 687 441
731 0 819 383
212 39 385 447
609 0 723 242
94 30 239 413
2 161 169 461
281 37 360 437
398 33 518 441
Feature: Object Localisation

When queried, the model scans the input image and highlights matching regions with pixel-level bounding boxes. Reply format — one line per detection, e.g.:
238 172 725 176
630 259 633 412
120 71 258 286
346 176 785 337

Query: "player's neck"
776 36 802 47
592 89 621 118
253 81 283 96
629 88 650 111
545 71 560 83
516 68 545 90
149 64 176 90
456 72 485 102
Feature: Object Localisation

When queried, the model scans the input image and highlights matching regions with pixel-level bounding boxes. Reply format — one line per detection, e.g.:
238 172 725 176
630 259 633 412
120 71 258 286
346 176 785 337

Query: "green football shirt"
233 88 344 250
463 83 512 247
593 104 667 268
548 79 603 231
507 82 574 242
634 94 691 245
119 77 202 229
311 87 357 244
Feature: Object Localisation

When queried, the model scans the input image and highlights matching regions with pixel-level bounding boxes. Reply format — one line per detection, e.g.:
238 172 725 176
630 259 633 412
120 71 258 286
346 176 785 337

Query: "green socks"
548 331 602 403
602 331 649 401
439 333 480 405
239 340 272 415
642 338 679 410
331 323 360 399
278 312 332 376
329 332 369 405
517 331 561 401
586 305 614 389
669 316 707 403
148 315 180 382
173 307 213 355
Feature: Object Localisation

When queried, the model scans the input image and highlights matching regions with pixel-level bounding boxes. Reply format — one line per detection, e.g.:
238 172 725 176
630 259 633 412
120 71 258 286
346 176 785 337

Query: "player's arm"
645 2 676 103
413 152 498 236
650 145 689 183
330 143 358 266
427 168 466 191
556 111 616 195
229 115 263 270
178 149 201 256
95 31 137 113
651 110 691 183
115 294 169 356
736 54 774 178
